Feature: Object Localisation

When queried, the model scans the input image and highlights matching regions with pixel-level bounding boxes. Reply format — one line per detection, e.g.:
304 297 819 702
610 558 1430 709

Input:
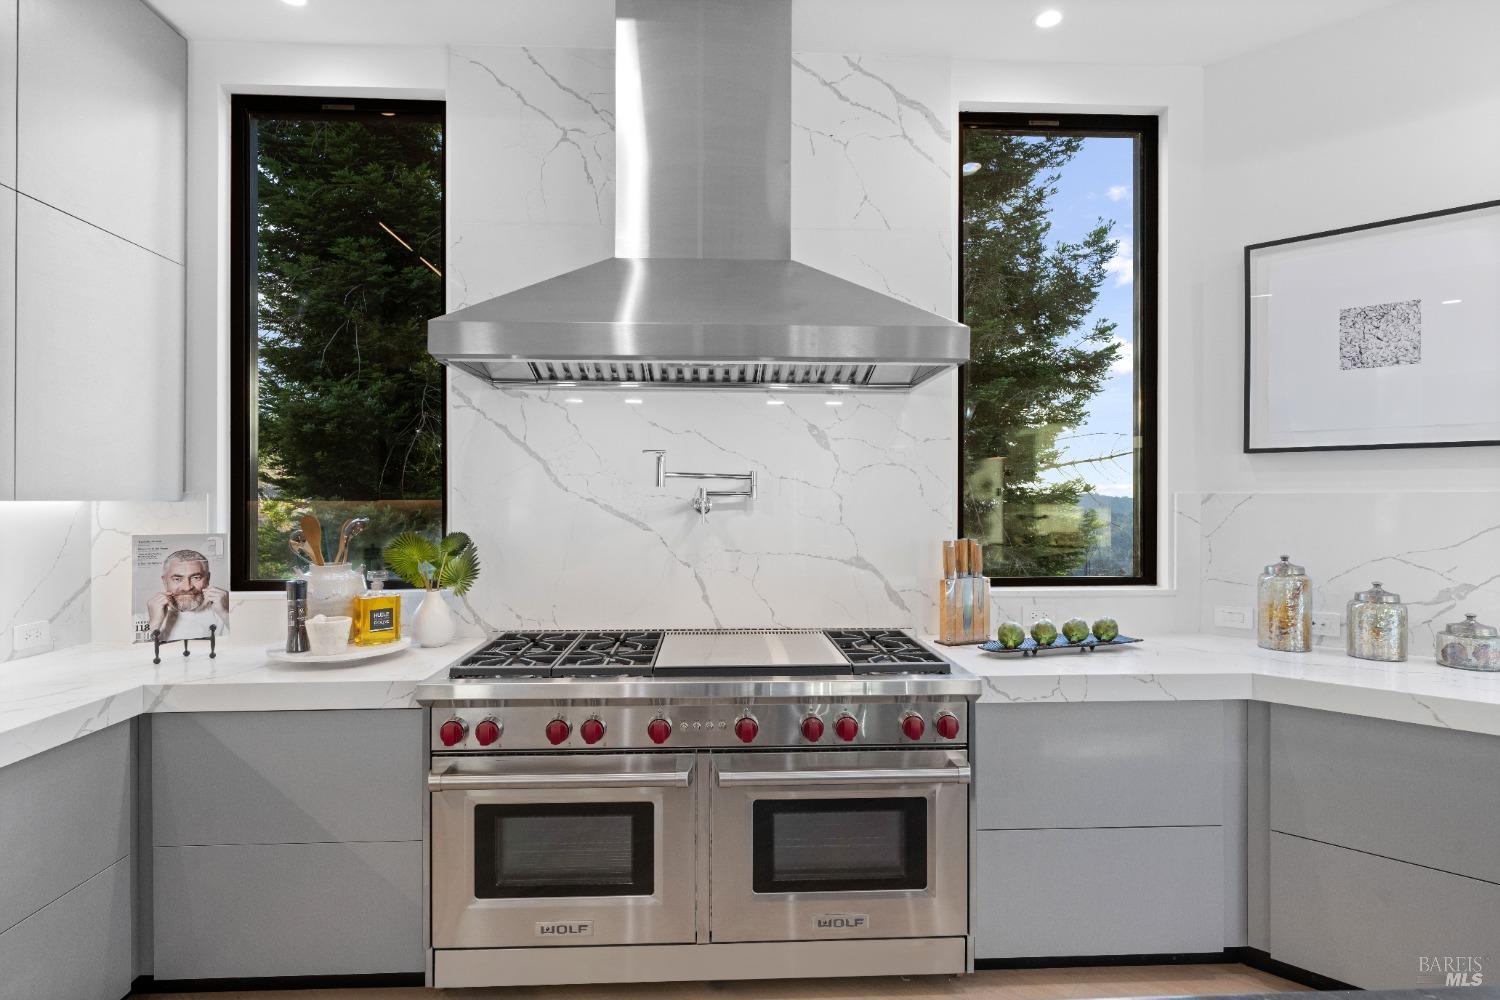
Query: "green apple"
996 621 1026 649
1092 617 1120 642
1061 617 1090 643
1030 619 1058 645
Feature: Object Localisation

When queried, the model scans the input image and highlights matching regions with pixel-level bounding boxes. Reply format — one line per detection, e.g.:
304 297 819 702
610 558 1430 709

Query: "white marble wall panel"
446 49 960 630
0 502 91 661
1199 492 1500 653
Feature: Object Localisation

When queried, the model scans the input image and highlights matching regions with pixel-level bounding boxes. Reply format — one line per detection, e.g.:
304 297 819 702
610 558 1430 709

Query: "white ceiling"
152 0 1405 66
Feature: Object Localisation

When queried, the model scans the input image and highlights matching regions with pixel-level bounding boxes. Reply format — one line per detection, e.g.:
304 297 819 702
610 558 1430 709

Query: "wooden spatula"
299 514 325 565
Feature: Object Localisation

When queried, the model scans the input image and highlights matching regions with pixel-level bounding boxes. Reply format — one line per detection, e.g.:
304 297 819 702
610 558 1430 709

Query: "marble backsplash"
0 503 92 662
1198 491 1500 653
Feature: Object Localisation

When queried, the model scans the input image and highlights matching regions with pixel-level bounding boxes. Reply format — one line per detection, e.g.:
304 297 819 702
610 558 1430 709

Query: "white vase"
411 589 455 648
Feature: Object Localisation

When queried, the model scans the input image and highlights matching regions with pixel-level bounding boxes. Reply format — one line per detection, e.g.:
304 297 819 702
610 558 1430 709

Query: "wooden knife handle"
969 539 983 577
955 539 969 575
942 541 955 579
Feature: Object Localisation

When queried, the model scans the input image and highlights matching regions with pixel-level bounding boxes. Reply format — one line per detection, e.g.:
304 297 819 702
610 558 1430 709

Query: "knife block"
937 540 989 645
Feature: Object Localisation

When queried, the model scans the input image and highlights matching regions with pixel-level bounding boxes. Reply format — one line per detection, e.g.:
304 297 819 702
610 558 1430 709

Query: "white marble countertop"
0 637 485 770
4 631 1499 771
940 633 1500 737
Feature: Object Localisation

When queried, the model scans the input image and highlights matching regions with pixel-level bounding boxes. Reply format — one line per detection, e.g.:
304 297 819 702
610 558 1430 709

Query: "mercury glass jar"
1257 555 1311 652
1434 613 1499 672
1345 582 1407 662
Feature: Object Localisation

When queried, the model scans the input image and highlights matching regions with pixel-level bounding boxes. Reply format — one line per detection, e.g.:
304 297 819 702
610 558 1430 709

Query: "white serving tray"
265 637 412 665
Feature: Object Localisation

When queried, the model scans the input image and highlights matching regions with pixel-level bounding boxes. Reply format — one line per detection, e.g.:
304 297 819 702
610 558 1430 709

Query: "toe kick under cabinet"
148 710 425 981
973 702 1247 959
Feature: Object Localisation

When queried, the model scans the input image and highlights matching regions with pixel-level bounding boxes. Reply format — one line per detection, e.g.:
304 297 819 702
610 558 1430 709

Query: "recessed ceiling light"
769 383 789 389
1034 9 1063 28
281 0 308 7
565 397 584 404
824 400 843 407
554 381 577 386
961 162 981 176
624 398 644 405
619 382 640 388
766 399 785 406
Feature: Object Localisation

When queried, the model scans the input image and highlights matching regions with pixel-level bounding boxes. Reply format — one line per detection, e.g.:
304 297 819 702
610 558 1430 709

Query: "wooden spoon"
299 514 325 565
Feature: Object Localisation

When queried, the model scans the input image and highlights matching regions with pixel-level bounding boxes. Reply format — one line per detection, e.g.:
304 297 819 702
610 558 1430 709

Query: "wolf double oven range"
415 628 981 989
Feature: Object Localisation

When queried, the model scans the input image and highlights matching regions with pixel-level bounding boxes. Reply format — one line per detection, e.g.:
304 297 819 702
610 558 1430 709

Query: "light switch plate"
14 620 50 652
1214 606 1252 629
1311 612 1342 638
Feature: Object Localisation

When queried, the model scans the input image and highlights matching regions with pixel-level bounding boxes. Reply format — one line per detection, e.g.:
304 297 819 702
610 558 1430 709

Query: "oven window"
474 803 654 898
751 798 926 893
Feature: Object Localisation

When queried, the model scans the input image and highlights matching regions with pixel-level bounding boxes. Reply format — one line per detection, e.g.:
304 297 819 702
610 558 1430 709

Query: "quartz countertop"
938 633 1500 737
0 637 485 770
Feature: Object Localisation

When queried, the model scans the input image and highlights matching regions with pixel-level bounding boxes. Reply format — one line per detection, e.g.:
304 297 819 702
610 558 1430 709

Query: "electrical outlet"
1028 608 1053 624
1311 612 1342 638
14 620 50 652
1214 606 1252 629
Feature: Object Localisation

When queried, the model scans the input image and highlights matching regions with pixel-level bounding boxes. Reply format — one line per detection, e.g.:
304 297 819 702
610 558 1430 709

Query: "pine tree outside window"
230 97 446 589
959 113 1158 585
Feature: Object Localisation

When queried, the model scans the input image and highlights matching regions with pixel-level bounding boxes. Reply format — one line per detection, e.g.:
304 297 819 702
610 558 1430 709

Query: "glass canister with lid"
1345 582 1407 662
1258 555 1311 652
1435 613 1499 672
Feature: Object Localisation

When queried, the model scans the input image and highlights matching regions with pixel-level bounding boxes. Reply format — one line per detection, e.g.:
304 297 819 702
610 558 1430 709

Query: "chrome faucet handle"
643 449 667 487
693 487 712 520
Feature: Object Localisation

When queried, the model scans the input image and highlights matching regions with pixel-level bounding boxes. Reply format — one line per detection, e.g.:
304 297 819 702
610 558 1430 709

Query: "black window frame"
957 111 1160 588
229 94 448 591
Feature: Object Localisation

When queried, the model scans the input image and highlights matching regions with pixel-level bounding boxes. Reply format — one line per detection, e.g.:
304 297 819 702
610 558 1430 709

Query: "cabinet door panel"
0 0 14 189
1270 831 1500 989
976 702 1227 829
976 826 1225 958
0 186 13 498
0 722 130 933
14 197 183 500
152 710 424 846
0 857 132 1000
16 0 184 261
1270 705 1500 883
153 841 422 979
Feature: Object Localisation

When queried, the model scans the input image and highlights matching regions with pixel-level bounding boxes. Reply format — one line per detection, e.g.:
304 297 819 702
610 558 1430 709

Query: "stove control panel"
429 701 969 752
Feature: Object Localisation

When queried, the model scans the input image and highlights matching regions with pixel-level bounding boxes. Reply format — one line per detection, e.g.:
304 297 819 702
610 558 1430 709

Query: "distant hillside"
1076 492 1135 576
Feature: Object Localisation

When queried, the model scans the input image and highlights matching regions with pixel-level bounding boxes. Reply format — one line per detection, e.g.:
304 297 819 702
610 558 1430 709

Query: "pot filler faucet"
643 449 757 519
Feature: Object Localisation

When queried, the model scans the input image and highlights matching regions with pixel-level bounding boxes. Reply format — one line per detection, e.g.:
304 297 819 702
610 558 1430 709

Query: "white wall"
1195 0 1500 637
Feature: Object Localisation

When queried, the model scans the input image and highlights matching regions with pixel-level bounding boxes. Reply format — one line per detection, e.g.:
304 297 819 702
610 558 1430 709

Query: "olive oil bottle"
352 570 402 646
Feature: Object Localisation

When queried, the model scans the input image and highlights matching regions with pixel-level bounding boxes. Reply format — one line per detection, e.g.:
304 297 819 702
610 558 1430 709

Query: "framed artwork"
1244 199 1500 452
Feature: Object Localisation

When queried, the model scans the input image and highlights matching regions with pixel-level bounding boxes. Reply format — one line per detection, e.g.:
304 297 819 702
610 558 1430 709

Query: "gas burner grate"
823 629 948 672
451 631 584 677
557 631 664 669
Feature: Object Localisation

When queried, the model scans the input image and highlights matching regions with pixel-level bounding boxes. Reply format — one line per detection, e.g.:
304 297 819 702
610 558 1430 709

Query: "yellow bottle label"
353 594 401 645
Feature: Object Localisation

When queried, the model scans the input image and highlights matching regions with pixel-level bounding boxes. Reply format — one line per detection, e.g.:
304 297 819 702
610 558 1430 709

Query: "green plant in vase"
382 531 481 647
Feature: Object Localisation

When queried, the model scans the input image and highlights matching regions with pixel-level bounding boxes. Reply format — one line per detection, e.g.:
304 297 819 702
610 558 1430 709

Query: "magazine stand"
152 623 217 665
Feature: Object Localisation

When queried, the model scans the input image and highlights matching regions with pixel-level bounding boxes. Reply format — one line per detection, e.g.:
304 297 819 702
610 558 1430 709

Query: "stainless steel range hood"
428 0 969 391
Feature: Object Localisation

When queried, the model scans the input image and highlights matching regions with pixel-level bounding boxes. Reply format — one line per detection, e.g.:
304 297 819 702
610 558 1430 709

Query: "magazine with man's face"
132 534 231 643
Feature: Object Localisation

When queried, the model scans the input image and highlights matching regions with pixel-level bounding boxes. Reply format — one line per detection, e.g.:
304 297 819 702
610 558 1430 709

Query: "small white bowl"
305 615 352 655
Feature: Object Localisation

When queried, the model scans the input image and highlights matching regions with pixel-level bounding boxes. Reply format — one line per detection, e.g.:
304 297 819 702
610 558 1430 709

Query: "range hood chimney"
427 0 969 391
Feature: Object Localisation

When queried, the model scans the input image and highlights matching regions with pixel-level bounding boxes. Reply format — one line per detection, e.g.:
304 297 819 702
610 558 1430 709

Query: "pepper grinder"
285 579 309 653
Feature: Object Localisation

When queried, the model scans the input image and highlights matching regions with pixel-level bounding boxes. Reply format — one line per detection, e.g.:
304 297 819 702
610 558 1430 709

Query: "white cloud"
1106 184 1129 202
1104 236 1133 287
1108 335 1133 374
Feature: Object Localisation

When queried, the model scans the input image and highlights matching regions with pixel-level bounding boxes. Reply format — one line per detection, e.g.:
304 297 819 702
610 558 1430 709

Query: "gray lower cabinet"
1269 832 1500 989
0 858 133 1000
0 723 133 1000
973 701 1242 959
977 826 1225 958
153 841 422 979
150 710 425 979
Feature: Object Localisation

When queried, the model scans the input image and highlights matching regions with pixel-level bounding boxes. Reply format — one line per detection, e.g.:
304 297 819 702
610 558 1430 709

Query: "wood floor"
131 963 1307 999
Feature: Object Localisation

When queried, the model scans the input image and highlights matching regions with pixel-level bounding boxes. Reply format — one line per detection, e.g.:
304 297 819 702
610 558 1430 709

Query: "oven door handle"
716 765 971 788
427 769 693 791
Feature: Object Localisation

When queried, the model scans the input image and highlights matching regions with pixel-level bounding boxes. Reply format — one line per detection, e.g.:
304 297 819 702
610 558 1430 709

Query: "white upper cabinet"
2 0 185 500
17 0 185 262
0 0 15 189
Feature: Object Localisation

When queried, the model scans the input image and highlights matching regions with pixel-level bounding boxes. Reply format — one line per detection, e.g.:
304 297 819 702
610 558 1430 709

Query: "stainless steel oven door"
430 753 698 948
709 749 969 943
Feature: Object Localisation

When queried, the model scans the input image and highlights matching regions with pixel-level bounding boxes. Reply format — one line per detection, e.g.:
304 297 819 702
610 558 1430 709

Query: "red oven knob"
734 716 759 743
647 718 673 744
834 715 859 742
800 716 825 742
439 719 467 747
901 713 926 741
580 718 606 745
474 718 501 746
545 719 571 745
935 712 961 740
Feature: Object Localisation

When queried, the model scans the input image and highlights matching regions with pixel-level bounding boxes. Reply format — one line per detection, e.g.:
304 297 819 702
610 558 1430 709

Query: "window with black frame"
960 113 1157 586
230 96 446 589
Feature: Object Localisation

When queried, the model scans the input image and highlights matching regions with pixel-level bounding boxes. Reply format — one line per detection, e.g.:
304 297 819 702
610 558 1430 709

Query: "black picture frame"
957 112 1160 588
1243 197 1500 454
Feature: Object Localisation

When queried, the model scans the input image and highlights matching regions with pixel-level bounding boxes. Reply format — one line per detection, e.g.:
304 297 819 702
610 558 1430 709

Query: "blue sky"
1026 135 1137 499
